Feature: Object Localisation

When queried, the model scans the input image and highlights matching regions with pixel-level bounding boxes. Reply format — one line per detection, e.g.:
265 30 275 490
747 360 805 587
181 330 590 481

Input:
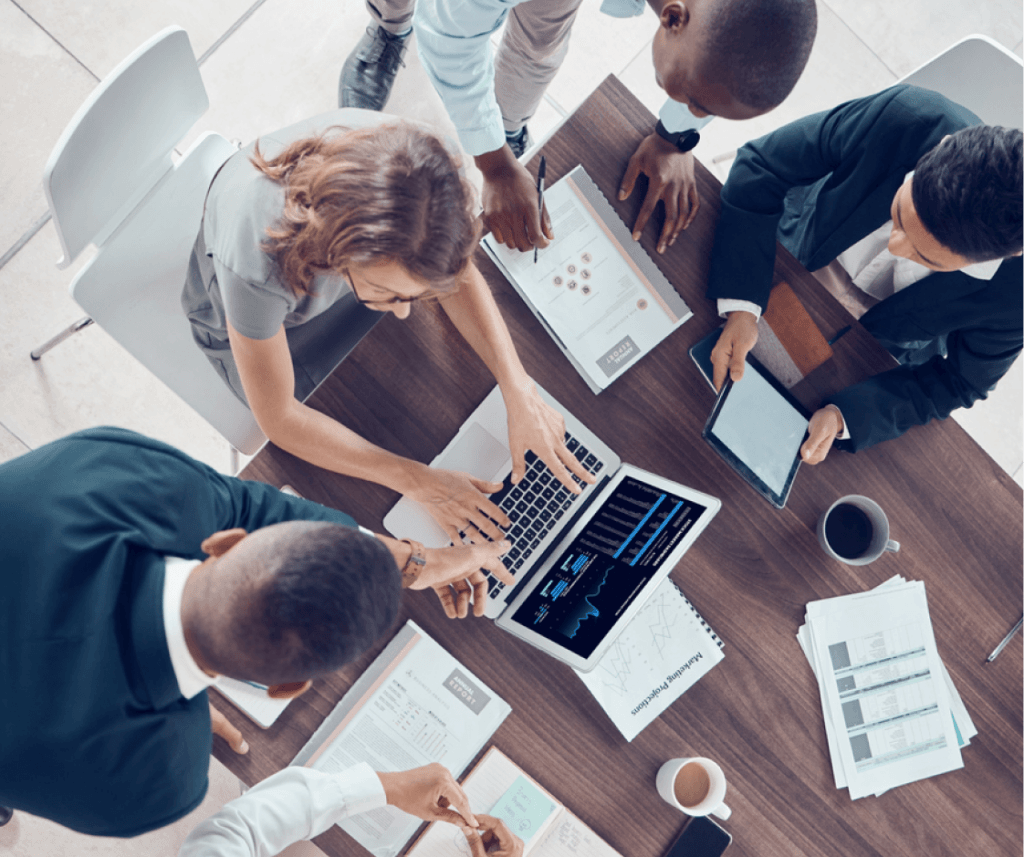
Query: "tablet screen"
510 475 708 658
709 367 808 496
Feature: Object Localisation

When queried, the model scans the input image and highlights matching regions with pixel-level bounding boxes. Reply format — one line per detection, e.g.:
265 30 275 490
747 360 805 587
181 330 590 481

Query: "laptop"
383 385 721 671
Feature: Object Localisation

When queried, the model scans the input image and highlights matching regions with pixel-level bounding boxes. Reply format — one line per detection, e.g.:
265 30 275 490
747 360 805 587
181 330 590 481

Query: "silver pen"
985 613 1023 663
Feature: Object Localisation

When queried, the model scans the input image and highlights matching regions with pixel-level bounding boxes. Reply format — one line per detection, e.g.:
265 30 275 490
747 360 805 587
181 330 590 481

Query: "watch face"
677 129 701 152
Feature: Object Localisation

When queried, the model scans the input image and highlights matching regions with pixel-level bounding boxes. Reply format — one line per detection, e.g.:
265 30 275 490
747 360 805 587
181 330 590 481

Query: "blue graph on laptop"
562 568 609 638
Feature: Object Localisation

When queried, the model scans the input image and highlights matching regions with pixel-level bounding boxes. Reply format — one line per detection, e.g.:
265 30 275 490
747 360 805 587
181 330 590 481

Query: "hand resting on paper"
476 146 553 252
462 814 526 856
710 310 759 391
800 405 844 465
377 763 479 827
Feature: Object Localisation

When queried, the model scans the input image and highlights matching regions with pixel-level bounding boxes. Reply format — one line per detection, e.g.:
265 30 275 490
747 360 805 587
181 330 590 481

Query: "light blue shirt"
414 0 711 156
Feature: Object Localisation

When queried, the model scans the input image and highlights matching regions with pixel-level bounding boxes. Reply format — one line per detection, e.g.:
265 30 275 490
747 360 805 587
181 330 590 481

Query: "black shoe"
0 806 13 826
339 25 411 110
505 125 530 158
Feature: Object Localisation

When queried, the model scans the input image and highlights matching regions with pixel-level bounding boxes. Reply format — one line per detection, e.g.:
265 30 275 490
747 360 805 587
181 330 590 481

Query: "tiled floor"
0 0 1021 854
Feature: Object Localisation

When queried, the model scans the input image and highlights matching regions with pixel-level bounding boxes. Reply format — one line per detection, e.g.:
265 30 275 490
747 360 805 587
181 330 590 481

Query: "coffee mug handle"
886 539 900 553
711 802 731 820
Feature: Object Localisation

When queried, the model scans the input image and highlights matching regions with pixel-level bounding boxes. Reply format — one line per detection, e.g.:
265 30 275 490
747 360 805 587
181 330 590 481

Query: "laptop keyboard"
479 432 605 599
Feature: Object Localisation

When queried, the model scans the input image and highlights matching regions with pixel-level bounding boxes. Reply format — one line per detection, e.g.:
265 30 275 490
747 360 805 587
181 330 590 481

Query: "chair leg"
30 317 95 360
230 446 240 475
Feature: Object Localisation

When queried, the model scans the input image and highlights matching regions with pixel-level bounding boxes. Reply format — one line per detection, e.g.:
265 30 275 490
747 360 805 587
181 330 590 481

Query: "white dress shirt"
178 764 387 857
163 556 218 700
414 0 710 156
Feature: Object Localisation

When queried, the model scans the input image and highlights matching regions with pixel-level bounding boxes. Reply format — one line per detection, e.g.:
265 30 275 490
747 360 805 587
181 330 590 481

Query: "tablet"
702 358 809 509
495 465 720 672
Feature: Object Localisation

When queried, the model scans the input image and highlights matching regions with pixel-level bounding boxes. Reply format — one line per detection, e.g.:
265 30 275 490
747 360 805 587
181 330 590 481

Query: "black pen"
534 156 546 264
986 613 1023 663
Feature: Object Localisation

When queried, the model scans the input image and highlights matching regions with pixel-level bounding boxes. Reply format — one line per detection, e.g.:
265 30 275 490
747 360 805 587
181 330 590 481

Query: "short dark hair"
701 0 817 112
912 125 1024 262
228 523 401 684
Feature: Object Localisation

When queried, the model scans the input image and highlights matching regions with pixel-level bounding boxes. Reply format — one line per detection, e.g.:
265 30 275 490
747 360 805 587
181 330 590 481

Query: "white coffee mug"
656 757 731 820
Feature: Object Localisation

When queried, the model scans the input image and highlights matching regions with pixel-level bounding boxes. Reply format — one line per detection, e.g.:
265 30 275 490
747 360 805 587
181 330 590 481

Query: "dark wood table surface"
215 76 1023 857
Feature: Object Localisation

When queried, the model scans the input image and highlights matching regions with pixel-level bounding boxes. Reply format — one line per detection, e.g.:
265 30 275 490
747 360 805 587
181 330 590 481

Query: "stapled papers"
797 576 975 799
482 166 691 393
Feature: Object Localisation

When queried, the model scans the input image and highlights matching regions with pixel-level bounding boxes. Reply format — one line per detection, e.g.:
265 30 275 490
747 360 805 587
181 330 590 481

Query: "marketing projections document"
291 621 511 857
482 166 691 393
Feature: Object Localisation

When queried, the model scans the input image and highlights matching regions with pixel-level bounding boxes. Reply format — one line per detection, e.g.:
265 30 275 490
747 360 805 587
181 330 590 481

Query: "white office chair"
33 26 381 469
898 35 1023 130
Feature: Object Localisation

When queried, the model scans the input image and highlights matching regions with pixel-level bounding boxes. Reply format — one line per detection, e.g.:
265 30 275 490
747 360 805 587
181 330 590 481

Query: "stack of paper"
797 576 976 799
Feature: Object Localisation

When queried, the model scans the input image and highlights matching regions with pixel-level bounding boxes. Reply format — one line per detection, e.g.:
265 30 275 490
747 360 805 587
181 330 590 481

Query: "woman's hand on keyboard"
411 540 515 618
407 466 511 544
504 385 595 494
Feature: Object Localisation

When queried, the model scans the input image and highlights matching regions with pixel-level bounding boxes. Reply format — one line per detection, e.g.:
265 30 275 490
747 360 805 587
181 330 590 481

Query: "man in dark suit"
0 427 511 837
705 84 1023 462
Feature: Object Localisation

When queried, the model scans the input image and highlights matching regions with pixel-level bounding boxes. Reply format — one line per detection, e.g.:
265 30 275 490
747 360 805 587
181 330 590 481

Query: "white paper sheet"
803 580 963 799
482 167 690 391
296 622 510 857
574 579 723 741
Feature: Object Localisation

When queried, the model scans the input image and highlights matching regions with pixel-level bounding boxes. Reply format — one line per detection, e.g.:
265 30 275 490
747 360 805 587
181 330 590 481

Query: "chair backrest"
42 26 267 454
43 27 210 268
899 35 1023 130
70 131 269 455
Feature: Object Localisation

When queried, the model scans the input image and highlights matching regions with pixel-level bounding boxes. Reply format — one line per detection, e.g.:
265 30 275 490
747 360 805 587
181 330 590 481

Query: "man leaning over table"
398 0 817 254
0 427 514 835
706 84 1023 463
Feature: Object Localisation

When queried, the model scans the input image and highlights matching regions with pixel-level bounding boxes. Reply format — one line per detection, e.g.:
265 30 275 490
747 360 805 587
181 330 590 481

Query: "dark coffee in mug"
824 503 873 559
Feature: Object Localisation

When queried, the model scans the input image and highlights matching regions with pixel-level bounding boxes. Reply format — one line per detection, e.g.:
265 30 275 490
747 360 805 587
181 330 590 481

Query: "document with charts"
799 579 965 799
291 621 510 857
573 578 724 741
482 166 691 393
406 746 621 857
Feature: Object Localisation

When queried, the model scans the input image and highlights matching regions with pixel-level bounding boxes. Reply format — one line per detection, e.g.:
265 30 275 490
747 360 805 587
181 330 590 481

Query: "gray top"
183 112 400 344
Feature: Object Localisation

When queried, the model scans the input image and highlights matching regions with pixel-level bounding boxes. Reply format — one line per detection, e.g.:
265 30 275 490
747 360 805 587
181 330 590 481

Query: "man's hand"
504 383 595 495
378 763 478 827
409 540 515 619
462 814 525 857
406 466 510 544
711 311 759 391
210 703 248 754
801 405 844 465
619 133 700 254
476 146 553 252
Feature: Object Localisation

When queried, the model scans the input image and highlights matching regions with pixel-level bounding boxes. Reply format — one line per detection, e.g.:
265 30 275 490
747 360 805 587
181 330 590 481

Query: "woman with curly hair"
183 112 592 548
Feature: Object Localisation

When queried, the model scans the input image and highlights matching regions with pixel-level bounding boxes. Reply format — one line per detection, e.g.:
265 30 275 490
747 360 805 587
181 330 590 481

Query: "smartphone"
664 816 733 857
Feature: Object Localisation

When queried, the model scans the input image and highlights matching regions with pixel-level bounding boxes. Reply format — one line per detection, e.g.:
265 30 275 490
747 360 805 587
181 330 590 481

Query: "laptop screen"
510 474 708 658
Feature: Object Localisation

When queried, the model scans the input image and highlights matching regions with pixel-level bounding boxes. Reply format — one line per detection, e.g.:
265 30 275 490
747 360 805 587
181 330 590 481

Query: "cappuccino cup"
818 495 899 565
656 757 731 820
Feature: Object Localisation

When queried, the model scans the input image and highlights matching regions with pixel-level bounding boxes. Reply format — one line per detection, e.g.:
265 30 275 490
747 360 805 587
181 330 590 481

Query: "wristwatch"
654 120 701 153
399 539 426 588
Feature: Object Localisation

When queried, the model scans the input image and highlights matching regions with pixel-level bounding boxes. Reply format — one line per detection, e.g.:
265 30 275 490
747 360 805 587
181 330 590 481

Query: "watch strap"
399 539 426 588
654 120 701 153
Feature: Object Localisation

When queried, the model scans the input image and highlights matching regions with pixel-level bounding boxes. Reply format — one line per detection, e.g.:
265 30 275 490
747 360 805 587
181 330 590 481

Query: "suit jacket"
706 85 1023 450
0 428 357 837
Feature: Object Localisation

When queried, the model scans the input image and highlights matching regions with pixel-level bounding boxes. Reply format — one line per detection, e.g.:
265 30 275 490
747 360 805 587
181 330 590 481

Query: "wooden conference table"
215 76 1023 857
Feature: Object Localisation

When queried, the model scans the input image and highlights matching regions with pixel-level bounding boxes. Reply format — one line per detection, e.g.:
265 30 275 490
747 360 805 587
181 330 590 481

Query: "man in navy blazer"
0 428 511 837
705 84 1023 461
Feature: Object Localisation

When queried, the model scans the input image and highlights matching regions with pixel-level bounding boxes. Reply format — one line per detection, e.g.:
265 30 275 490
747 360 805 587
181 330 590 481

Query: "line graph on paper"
588 585 690 696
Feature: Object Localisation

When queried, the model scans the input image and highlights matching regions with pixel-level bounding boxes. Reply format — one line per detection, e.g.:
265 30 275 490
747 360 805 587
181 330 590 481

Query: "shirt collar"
163 556 217 699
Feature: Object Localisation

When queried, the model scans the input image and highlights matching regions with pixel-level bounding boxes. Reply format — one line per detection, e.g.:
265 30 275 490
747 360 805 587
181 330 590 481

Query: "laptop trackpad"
434 423 510 482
